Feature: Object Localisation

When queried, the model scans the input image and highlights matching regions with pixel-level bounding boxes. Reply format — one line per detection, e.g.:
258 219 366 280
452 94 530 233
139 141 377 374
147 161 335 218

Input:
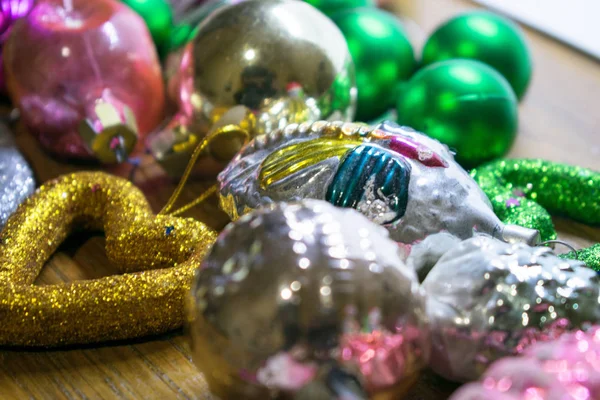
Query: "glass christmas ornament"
396 59 518 169
451 327 600 400
218 120 540 245
148 0 356 177
331 7 416 122
189 200 429 399
121 0 174 56
0 0 34 91
0 122 34 229
4 0 165 164
416 234 600 382
422 11 532 99
305 0 374 16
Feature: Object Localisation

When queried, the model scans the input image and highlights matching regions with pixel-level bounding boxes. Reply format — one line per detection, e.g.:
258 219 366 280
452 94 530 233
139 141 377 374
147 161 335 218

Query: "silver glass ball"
421 234 600 382
188 200 428 399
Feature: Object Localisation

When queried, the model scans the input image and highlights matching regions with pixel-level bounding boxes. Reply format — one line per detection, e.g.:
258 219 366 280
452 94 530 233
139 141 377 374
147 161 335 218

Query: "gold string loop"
159 124 250 216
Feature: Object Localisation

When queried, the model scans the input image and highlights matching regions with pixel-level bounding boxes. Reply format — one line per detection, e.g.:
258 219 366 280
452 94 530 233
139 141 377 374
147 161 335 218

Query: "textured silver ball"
421 234 600 382
0 123 34 228
188 200 428 399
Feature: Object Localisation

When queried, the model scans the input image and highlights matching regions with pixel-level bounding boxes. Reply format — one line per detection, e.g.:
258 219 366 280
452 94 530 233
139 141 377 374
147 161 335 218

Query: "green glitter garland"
472 159 600 271
560 244 600 272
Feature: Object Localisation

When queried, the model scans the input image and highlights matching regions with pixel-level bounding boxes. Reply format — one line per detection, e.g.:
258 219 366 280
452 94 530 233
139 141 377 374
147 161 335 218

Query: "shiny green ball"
396 59 518 169
304 0 374 15
167 0 240 52
332 8 416 122
422 12 532 99
168 24 194 52
122 0 174 54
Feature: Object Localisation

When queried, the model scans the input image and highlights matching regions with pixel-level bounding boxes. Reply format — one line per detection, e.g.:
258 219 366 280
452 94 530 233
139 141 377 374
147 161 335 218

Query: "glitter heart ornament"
0 172 217 346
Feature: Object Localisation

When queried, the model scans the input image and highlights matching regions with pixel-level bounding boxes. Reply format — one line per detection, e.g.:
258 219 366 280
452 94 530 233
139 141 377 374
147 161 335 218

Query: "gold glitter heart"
0 172 217 347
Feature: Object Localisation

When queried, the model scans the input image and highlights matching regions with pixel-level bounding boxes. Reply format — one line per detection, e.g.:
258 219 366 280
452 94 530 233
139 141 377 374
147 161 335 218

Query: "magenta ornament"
0 0 33 41
0 0 34 90
451 327 600 400
4 0 165 163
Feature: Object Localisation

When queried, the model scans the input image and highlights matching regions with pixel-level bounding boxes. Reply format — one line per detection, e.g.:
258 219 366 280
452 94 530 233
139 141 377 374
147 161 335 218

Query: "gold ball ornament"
149 0 357 177
188 200 429 399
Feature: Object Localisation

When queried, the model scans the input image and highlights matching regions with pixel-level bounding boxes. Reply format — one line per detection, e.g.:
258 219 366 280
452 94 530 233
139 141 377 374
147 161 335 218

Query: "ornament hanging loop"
159 124 250 216
540 239 579 260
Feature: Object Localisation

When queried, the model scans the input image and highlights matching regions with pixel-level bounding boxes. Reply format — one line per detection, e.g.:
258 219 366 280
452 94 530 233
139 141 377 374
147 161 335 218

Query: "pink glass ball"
4 0 165 162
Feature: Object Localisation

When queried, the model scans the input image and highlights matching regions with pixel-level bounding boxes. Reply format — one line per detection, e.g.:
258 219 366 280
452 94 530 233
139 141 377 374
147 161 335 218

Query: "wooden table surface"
2 0 600 399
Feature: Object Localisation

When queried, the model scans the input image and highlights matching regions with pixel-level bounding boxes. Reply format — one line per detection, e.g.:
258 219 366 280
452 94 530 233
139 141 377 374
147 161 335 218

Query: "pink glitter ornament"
451 327 600 400
4 0 165 163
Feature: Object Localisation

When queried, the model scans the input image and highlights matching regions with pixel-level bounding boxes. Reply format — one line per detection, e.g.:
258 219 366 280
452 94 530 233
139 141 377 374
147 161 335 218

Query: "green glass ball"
304 0 374 15
166 0 241 52
122 0 174 55
332 8 416 122
168 24 194 52
396 59 518 169
422 12 532 99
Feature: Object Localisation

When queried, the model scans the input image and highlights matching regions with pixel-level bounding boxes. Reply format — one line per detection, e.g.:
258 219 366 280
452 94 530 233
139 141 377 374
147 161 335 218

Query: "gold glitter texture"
0 172 217 347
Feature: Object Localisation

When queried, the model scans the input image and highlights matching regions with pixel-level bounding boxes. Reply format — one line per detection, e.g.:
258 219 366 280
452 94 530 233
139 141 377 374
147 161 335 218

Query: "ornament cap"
78 99 139 164
496 224 541 246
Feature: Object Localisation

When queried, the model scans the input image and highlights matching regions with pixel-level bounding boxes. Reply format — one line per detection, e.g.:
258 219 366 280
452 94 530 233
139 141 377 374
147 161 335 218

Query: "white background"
474 0 600 59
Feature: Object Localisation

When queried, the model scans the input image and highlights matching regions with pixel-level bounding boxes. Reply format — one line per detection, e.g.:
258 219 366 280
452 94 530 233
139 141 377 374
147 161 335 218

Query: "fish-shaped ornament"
218 120 539 245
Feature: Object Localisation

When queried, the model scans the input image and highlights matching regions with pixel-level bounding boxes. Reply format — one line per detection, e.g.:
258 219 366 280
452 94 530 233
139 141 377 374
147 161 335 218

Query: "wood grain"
2 0 600 398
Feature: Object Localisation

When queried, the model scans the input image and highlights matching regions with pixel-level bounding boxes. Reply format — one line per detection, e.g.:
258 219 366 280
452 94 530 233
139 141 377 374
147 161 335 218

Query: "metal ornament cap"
78 101 139 164
498 224 540 246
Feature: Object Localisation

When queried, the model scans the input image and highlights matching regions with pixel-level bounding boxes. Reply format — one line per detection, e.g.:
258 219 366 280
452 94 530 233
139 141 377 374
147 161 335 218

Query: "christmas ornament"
4 0 165 164
121 0 174 55
0 0 34 91
331 7 415 122
396 59 518 169
0 122 35 229
305 0 374 16
171 0 206 16
148 0 356 177
561 244 600 273
418 234 600 382
218 120 540 245
451 326 600 399
0 172 217 346
189 200 429 399
472 159 600 244
167 0 245 51
422 12 532 99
